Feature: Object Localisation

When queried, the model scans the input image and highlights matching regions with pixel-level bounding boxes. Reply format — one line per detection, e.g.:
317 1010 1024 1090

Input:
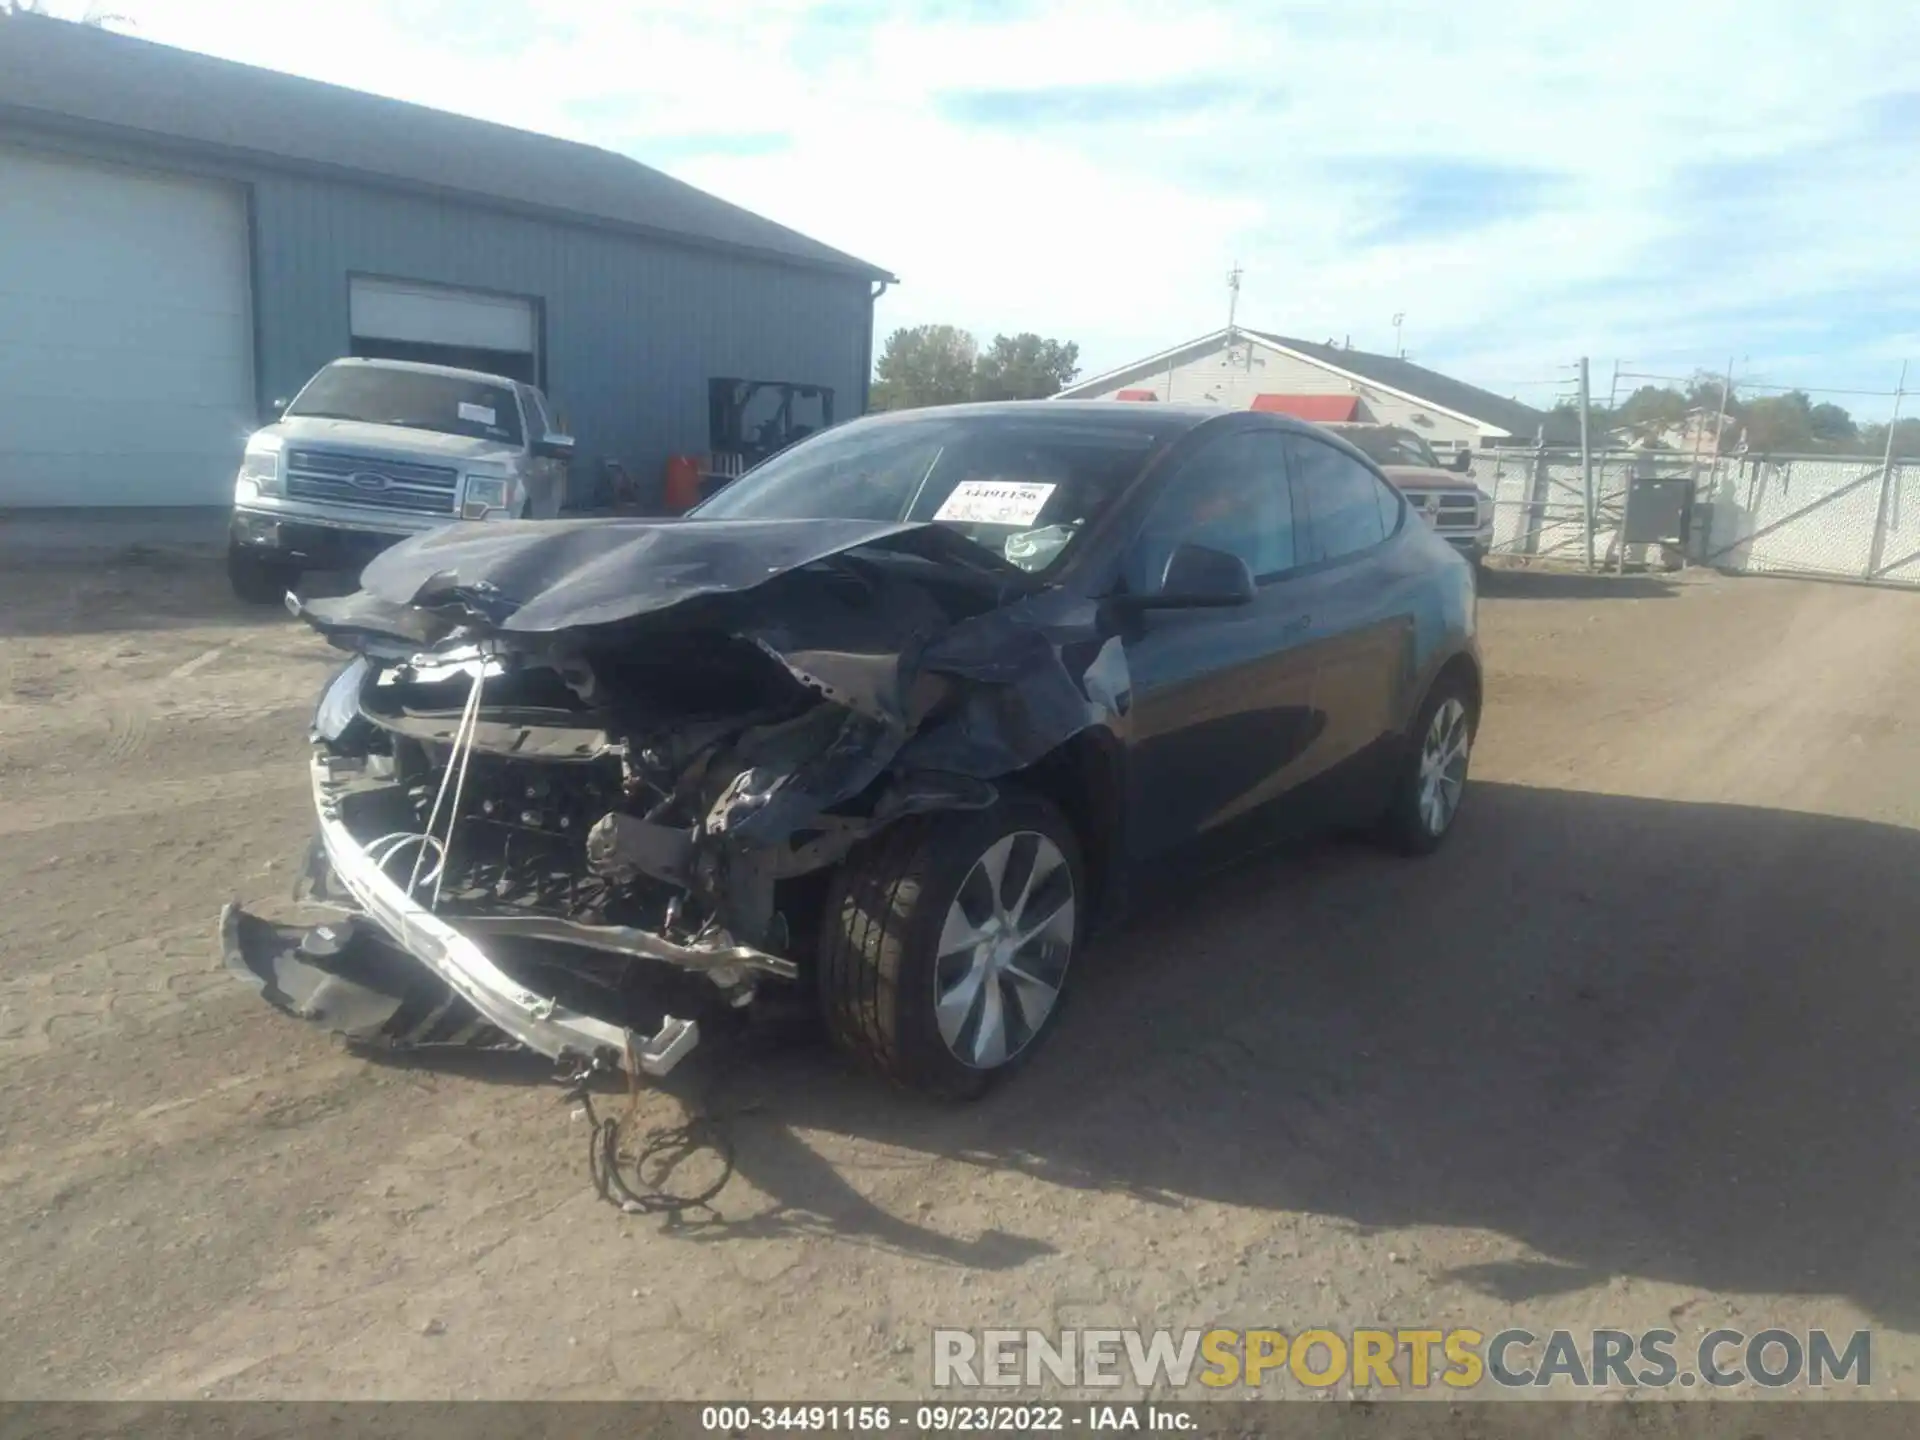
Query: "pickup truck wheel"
227 543 298 606
818 792 1084 1100
1376 674 1476 856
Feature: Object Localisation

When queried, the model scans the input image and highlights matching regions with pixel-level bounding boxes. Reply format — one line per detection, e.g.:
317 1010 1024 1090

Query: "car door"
519 384 565 517
1278 431 1424 821
1116 427 1323 871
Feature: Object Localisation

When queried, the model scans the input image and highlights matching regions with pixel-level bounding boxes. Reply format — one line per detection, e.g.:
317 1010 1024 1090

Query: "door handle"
1282 614 1312 637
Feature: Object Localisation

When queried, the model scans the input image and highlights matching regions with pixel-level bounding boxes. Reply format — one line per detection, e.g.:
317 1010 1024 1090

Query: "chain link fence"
1462 445 1920 584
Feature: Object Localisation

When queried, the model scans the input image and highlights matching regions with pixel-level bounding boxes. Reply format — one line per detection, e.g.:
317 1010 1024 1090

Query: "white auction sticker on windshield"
934 480 1056 526
458 402 498 426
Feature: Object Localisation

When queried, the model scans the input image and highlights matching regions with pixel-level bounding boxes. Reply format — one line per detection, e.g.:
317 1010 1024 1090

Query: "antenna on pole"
1392 312 1406 358
1227 262 1243 334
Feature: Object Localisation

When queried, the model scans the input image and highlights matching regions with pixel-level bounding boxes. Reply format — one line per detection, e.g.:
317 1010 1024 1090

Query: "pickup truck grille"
284 448 460 517
1400 490 1482 533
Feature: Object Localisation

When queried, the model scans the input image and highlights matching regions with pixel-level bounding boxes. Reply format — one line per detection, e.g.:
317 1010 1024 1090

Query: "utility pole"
1689 356 1735 494
1226 263 1243 335
1607 360 1624 415
1578 357 1595 571
1867 360 1909 580
1392 312 1406 359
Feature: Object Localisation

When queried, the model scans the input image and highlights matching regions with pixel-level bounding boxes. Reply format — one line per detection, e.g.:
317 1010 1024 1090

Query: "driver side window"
1124 430 1295 595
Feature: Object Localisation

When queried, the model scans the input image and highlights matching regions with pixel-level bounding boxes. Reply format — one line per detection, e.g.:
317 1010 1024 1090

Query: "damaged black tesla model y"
225 402 1481 1098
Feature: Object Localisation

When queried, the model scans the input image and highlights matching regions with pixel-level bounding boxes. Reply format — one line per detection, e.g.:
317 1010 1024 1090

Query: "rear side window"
1125 430 1295 593
1287 436 1388 563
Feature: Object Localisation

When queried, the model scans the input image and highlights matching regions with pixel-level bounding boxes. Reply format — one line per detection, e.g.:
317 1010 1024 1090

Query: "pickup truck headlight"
462 473 516 519
1475 488 1495 527
236 434 283 500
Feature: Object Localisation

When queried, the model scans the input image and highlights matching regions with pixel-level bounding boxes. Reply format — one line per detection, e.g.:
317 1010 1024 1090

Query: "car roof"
320 357 526 388
856 400 1328 438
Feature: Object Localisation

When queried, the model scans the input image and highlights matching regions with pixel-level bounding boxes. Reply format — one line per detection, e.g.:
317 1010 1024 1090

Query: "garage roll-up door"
349 278 538 384
0 147 255 507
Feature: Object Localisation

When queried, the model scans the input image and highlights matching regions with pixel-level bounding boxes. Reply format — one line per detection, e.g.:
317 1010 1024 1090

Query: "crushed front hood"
308 515 1024 634
295 510 1132 819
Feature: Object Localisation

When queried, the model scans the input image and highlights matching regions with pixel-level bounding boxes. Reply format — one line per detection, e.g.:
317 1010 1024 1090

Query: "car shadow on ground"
1478 567 1679 600
665 780 1920 1329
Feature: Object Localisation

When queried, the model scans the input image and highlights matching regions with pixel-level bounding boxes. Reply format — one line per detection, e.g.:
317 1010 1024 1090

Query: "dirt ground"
4 546 1920 1402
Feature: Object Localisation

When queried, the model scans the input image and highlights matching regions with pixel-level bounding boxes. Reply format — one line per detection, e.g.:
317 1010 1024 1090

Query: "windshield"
286 364 523 445
1336 426 1440 468
691 413 1165 575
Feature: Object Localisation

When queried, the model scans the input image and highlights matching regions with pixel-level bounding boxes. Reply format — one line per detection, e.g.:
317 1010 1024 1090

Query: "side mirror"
1450 449 1474 473
534 432 575 461
1138 542 1257 609
270 397 288 415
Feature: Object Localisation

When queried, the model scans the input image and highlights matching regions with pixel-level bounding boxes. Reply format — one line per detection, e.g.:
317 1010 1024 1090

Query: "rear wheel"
1376 674 1476 855
817 791 1084 1099
227 542 298 605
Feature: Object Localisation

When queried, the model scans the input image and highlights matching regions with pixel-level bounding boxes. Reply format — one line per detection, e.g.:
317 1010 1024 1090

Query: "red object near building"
1250 394 1360 421
1114 389 1159 401
663 454 704 513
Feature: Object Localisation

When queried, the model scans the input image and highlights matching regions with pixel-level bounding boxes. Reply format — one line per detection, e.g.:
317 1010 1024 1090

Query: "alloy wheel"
1418 696 1472 836
933 831 1076 1069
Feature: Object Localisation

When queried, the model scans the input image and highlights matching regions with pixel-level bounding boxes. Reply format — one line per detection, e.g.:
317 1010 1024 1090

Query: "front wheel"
817 791 1084 1099
1376 675 1477 855
227 542 298 606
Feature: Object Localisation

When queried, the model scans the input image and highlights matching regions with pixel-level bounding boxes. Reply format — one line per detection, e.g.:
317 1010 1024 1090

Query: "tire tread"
817 796 1080 1100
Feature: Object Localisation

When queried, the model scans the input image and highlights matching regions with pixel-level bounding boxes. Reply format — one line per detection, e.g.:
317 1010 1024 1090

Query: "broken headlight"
312 655 371 746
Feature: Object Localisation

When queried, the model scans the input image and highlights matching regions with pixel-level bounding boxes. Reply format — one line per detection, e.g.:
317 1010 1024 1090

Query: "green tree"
972 332 1081 401
1613 385 1690 442
1 2 129 22
1859 418 1920 460
1686 370 1740 420
869 325 978 412
1548 398 1615 438
1808 401 1858 447
1741 390 1815 453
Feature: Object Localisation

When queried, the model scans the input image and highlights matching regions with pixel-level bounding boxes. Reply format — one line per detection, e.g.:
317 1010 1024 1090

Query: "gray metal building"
0 15 892 509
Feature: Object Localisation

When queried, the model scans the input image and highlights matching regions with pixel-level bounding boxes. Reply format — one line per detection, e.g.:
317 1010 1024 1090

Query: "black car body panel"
232 402 1479 1078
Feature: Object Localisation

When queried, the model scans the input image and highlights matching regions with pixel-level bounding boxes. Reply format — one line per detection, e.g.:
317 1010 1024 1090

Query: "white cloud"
59 0 1920 416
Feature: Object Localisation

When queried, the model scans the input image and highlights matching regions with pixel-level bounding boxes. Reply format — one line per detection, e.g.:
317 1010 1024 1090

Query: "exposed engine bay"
224 515 1130 1081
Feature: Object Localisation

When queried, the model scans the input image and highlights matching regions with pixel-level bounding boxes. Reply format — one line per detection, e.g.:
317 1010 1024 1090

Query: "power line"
1613 370 1900 399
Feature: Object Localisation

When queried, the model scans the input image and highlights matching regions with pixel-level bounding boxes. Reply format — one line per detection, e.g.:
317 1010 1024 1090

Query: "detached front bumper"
224 754 790 1077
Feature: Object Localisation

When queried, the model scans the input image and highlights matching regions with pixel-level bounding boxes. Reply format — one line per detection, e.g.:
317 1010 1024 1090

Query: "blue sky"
72 0 1920 418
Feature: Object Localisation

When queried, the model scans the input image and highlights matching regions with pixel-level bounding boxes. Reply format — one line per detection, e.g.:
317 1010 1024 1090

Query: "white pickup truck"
227 357 574 602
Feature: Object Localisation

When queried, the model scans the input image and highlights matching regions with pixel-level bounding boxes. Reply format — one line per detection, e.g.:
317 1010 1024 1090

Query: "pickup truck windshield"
691 413 1164 575
287 366 523 445
1336 426 1441 468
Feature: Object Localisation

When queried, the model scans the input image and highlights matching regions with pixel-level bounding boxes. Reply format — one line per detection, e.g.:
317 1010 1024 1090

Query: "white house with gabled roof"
1053 327 1573 451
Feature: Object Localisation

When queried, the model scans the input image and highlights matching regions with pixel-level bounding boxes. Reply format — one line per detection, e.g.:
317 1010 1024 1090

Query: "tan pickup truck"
1324 422 1494 570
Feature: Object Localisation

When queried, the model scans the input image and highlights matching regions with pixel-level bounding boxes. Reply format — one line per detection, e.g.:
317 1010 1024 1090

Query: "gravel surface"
4 552 1918 1400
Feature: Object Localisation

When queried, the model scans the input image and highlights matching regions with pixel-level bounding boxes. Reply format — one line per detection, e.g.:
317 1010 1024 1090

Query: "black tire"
817 790 1085 1100
1376 670 1478 857
228 543 298 606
